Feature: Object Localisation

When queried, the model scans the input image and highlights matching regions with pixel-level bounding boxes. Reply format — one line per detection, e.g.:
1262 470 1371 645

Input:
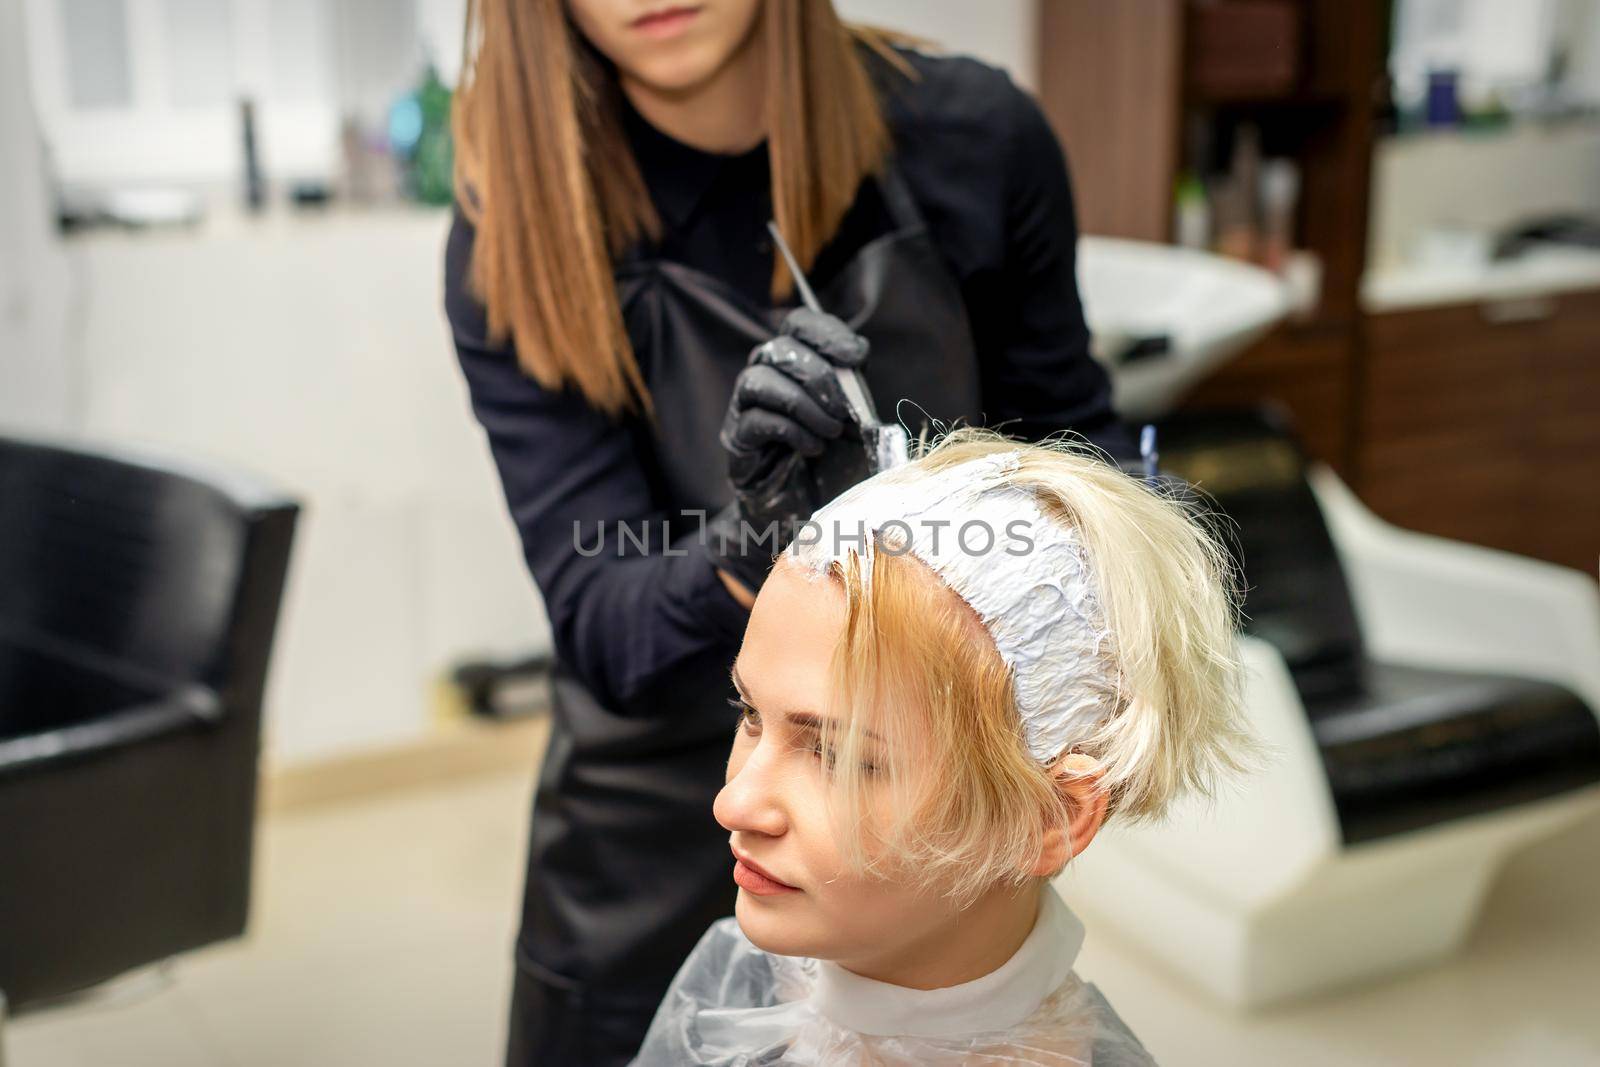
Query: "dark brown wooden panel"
1526 291 1600 573
1036 0 1183 240
1360 290 1600 575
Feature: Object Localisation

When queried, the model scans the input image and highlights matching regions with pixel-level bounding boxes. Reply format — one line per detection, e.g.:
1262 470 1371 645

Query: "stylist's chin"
567 1 764 97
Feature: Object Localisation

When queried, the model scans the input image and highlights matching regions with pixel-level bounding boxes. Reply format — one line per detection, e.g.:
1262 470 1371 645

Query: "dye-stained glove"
704 309 871 598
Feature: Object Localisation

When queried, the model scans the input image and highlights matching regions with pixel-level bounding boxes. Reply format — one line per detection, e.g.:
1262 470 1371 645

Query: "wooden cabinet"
1359 290 1600 575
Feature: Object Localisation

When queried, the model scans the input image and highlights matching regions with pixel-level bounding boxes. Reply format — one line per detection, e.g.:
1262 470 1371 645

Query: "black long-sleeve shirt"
445 48 1127 714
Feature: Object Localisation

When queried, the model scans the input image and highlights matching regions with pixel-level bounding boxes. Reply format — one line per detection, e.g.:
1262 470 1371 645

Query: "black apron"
505 166 983 1067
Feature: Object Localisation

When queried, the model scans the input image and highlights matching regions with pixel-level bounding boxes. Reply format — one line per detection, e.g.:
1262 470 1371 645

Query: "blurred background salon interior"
1 0 1598 1064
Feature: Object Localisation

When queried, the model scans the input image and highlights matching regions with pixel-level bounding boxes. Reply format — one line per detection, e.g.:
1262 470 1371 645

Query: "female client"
633 430 1263 1065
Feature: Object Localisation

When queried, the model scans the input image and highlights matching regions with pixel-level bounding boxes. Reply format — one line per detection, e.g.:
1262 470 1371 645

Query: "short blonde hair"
810 428 1260 904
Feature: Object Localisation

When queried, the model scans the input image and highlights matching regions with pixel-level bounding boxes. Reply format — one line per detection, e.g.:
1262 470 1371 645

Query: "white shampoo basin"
1077 237 1289 420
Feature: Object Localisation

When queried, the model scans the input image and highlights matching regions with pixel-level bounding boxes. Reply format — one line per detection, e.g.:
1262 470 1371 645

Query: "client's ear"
1028 753 1109 877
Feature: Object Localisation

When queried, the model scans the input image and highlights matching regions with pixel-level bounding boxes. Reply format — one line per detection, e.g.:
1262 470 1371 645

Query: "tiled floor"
9 762 1600 1066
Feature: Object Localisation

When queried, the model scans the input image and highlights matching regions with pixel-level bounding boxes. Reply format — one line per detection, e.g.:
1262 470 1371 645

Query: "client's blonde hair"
810 428 1259 905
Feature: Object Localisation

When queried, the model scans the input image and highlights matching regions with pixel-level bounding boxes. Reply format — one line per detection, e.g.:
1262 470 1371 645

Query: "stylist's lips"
630 4 702 39
732 848 799 895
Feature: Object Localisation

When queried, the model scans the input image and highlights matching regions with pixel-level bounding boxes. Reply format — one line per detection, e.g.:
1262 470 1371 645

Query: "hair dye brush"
767 222 910 505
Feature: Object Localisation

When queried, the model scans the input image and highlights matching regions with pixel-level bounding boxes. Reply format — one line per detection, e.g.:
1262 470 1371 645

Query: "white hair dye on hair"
786 450 1121 764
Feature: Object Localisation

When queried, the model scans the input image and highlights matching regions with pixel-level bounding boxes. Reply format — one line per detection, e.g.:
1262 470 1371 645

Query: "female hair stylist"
444 1 1132 1063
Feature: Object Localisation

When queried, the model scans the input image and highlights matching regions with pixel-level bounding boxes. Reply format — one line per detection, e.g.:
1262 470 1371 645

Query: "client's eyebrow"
730 660 755 701
730 660 885 743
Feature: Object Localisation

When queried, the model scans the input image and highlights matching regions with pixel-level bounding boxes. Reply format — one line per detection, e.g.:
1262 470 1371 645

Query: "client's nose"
714 744 789 838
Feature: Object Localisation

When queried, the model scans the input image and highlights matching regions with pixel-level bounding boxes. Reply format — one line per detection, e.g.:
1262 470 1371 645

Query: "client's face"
715 557 965 966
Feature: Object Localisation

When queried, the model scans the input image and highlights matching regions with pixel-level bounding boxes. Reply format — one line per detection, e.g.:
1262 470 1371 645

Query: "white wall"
1368 122 1600 269
835 0 1038 88
70 209 549 764
0 0 74 435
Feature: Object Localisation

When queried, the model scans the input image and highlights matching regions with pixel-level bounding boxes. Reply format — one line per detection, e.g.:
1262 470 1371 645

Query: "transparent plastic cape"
629 917 1157 1066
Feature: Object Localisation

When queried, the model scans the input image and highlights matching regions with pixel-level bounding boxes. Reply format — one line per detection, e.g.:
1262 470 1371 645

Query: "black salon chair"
0 435 299 1008
1155 407 1600 844
1056 405 1600 1007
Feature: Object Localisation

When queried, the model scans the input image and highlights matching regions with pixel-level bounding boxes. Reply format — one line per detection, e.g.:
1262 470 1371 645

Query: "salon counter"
1362 245 1600 314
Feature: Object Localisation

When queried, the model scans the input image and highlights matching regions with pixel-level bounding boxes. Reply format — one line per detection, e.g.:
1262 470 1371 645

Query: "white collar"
809 888 1086 1039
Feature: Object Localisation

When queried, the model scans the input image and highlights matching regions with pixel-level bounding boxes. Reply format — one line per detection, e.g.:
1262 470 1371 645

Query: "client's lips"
731 847 800 895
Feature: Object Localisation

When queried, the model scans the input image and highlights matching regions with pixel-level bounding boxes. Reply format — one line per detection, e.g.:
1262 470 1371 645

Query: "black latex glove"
704 308 870 598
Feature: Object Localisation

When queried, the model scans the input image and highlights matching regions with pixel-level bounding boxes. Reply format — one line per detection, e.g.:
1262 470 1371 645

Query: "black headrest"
1154 408 1365 683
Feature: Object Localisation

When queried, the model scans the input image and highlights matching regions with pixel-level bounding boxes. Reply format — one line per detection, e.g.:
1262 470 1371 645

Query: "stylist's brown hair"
453 0 905 419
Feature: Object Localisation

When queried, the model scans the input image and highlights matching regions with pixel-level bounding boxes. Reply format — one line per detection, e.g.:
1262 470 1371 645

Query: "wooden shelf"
1038 0 1385 474
1190 91 1348 109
